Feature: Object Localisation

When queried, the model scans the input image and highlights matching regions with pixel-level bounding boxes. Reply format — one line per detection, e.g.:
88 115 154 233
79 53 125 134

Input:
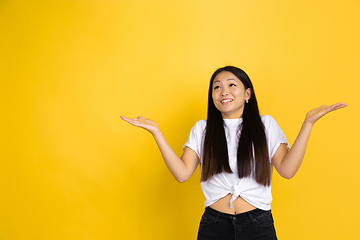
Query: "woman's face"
212 71 251 119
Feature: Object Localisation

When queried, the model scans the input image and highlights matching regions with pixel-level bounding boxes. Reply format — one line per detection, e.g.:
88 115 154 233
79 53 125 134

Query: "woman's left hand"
304 102 348 125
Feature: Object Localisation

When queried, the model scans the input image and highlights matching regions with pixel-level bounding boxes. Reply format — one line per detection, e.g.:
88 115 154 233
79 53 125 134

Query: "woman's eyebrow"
213 78 237 84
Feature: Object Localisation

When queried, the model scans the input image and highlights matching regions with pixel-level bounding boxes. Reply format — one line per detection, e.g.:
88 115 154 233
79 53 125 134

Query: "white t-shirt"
183 115 289 210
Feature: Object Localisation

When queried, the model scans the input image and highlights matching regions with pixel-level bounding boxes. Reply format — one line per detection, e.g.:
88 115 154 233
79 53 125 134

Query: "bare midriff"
209 194 256 215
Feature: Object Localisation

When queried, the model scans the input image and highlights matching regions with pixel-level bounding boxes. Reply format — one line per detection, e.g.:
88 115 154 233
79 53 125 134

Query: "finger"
137 116 155 125
326 103 348 112
332 102 348 110
308 105 335 119
121 116 142 126
121 116 135 122
330 102 347 107
318 103 347 117
120 116 133 123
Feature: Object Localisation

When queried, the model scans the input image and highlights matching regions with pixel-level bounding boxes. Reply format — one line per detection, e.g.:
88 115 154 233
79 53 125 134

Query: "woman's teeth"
221 99 233 103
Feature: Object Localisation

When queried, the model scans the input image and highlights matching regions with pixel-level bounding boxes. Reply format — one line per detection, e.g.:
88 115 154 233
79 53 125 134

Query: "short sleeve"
261 115 289 160
183 120 206 160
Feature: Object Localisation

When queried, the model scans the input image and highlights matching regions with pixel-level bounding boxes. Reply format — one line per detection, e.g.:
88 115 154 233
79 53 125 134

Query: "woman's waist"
202 205 273 226
209 194 257 215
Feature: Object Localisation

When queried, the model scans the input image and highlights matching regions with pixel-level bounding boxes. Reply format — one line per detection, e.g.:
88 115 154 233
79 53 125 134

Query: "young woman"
121 66 347 240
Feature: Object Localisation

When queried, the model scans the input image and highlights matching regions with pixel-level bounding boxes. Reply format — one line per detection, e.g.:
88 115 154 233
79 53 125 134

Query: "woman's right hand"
120 116 160 135
121 115 199 183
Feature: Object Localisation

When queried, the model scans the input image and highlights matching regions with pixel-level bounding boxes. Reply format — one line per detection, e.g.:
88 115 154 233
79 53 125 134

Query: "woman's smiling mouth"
221 99 233 104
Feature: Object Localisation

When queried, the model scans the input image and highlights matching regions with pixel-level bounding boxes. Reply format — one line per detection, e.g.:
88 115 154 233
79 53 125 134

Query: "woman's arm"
121 116 199 183
272 102 348 179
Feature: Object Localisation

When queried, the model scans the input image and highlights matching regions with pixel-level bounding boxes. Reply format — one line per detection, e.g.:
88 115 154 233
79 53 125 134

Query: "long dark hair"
201 66 271 186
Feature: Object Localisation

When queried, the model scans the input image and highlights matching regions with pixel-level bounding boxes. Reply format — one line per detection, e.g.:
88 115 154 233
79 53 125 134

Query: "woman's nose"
221 88 229 96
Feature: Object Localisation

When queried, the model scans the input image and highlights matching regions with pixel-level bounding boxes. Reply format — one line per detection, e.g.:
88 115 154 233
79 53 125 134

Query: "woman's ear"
245 88 252 101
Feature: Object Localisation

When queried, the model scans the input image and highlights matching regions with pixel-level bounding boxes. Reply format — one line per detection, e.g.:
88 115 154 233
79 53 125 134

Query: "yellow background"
1 0 359 239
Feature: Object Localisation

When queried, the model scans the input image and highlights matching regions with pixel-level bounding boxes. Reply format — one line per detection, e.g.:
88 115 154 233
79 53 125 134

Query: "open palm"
121 116 160 134
305 102 348 125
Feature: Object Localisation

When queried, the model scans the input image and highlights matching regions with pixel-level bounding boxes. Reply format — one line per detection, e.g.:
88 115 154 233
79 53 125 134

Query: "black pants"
197 207 278 240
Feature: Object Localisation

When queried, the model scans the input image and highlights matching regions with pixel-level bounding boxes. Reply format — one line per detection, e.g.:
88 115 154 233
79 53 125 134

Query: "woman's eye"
214 86 220 90
230 83 236 87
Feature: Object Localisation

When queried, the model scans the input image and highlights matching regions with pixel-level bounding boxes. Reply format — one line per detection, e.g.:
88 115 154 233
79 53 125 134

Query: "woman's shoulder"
260 115 279 127
188 119 207 135
260 114 276 122
187 120 207 139
193 119 207 129
195 119 207 124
